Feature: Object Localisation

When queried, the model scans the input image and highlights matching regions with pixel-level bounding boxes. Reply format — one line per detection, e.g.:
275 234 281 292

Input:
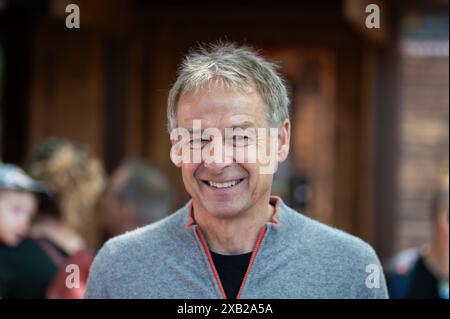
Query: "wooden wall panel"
28 20 104 158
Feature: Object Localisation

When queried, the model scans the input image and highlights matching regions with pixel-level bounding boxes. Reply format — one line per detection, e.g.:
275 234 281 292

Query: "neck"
193 197 274 255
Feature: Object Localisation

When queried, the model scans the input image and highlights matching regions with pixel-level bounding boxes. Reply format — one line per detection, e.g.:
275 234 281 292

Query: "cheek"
0 212 24 232
19 217 31 230
245 165 272 191
237 163 255 183
182 163 201 186
17 210 32 226
0 213 10 231
184 163 200 175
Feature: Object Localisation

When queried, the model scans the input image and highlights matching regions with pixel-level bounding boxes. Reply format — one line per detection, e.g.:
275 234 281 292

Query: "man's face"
175 85 290 219
0 190 37 246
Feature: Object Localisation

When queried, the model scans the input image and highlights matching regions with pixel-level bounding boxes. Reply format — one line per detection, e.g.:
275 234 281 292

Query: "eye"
189 138 209 149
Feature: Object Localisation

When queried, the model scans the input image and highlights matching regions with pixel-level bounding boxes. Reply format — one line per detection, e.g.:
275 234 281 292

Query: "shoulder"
280 204 378 261
277 203 388 298
85 206 188 298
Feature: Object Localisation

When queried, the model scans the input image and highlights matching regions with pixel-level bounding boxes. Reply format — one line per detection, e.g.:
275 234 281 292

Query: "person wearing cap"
0 163 55 298
0 163 49 247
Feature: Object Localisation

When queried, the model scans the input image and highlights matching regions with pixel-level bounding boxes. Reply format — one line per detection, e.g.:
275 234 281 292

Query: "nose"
203 159 231 173
202 140 234 173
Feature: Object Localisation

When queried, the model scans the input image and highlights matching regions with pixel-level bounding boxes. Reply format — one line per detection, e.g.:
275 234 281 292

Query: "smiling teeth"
209 180 240 189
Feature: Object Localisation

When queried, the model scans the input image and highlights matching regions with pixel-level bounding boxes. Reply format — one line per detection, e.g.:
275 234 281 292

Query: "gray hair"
117 159 173 224
167 42 290 131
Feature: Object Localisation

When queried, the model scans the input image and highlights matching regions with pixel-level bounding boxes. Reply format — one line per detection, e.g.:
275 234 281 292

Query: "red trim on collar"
195 227 228 299
236 225 267 299
195 224 268 299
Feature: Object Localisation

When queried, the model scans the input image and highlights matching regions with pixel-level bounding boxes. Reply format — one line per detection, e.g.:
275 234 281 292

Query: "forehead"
176 86 267 128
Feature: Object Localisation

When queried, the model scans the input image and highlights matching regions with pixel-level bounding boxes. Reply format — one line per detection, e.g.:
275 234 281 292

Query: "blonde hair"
27 137 105 247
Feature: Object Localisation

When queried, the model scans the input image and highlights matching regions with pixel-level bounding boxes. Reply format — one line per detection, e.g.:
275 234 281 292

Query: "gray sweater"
85 196 388 299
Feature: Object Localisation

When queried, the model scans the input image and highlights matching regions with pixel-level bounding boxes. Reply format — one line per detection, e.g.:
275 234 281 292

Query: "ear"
277 119 291 163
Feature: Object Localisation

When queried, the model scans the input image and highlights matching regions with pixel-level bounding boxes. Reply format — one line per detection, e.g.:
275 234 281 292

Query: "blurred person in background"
96 158 174 244
387 172 449 299
0 164 52 298
25 137 106 298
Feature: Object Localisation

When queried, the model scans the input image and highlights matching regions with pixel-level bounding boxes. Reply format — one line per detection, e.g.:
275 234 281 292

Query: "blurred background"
0 0 448 265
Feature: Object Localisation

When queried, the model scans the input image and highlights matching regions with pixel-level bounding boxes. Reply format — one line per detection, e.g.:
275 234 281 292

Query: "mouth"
201 178 244 190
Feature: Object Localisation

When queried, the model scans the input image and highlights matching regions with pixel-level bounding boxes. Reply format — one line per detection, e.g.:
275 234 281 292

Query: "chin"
3 237 20 247
204 200 246 219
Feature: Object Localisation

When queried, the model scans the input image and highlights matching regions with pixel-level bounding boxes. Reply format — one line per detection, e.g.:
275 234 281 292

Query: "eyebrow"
183 121 257 133
230 121 257 130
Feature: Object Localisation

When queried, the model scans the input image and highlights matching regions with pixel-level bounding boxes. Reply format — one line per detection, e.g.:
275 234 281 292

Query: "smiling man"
86 43 388 299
